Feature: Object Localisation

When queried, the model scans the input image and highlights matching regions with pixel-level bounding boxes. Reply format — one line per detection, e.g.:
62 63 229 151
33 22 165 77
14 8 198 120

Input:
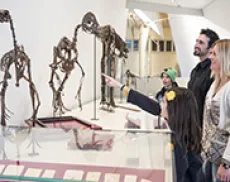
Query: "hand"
101 73 123 88
216 164 230 182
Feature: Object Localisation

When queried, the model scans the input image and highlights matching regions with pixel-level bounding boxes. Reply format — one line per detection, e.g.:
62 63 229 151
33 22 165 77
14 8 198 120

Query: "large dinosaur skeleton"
0 10 41 127
49 25 85 116
78 12 129 110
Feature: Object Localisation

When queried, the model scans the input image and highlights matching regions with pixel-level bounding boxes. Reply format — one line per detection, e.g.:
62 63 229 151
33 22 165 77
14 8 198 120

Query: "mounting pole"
91 35 99 121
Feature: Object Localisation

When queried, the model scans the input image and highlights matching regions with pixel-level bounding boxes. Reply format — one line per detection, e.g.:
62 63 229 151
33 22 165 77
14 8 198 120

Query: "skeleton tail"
0 50 15 125
0 79 13 125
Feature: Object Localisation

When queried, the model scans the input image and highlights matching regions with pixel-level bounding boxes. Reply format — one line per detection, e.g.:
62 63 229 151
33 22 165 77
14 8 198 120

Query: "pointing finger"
101 73 109 78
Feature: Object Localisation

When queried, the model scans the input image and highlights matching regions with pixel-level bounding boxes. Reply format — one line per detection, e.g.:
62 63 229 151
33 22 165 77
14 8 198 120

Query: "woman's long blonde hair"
211 39 230 92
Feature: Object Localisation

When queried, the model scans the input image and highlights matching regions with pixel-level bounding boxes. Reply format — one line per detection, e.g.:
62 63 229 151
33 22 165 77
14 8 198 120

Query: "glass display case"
0 126 175 182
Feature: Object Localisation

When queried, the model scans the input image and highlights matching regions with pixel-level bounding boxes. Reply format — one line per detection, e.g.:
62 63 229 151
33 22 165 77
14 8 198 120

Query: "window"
159 40 164 52
125 40 131 49
166 40 172 52
152 40 158 51
173 43 176 52
133 40 139 51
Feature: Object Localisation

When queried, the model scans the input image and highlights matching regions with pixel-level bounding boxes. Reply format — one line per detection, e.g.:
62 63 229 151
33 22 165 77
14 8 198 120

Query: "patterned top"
201 81 230 163
201 83 219 159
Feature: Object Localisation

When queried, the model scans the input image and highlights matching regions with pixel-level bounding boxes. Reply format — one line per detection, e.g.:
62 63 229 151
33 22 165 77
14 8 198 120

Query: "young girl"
102 74 202 182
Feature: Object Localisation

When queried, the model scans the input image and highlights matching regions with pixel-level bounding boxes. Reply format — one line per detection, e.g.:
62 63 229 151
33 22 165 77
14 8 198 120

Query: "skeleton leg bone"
100 43 106 106
49 47 61 116
74 59 85 111
56 73 71 115
109 55 116 107
22 75 42 127
108 32 116 109
105 38 116 111
49 69 58 116
25 58 40 119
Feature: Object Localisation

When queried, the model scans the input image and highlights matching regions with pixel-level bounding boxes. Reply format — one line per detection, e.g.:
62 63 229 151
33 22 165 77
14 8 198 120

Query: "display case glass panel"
0 126 175 182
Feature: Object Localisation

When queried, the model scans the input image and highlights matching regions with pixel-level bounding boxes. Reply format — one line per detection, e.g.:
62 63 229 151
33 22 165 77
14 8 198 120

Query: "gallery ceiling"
127 0 230 38
132 0 216 9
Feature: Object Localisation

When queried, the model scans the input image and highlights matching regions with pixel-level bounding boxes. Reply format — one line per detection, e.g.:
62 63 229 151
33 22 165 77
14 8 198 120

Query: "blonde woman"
200 39 230 182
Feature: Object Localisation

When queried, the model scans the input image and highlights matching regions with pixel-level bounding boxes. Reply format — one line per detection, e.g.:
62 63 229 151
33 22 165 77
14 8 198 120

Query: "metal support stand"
119 59 124 103
91 35 99 121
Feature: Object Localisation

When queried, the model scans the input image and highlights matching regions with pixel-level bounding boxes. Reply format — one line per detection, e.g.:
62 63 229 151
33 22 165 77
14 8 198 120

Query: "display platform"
60 99 156 130
31 98 164 131
0 160 165 182
25 116 102 131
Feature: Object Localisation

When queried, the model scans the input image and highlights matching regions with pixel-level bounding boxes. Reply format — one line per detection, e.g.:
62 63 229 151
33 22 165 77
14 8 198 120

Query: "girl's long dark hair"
166 87 202 153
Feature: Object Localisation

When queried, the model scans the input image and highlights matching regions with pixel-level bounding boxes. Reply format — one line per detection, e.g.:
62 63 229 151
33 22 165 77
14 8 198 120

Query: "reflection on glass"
2 126 31 158
27 130 41 157
0 134 7 159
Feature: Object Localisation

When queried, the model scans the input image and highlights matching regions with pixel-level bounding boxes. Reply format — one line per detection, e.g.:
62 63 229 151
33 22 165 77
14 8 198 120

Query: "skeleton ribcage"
59 61 74 73
0 50 15 79
0 49 28 80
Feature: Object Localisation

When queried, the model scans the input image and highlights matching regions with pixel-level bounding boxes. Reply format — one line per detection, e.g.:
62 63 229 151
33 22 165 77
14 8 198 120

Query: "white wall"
0 0 127 125
169 14 230 77
203 0 230 32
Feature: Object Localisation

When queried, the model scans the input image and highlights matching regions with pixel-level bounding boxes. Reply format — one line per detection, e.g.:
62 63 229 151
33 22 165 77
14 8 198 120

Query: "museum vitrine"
0 126 175 182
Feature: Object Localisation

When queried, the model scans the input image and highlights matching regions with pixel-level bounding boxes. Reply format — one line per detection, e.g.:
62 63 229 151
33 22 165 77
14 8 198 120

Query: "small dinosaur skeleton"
0 10 41 127
78 12 129 111
49 25 85 116
124 69 139 89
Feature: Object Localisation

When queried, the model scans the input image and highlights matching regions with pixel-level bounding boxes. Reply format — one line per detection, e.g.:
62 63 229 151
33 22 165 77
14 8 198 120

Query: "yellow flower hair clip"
165 91 176 101
168 142 174 151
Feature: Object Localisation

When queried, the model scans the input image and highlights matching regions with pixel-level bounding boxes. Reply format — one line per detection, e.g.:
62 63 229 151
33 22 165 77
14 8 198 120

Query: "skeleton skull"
0 10 11 23
81 12 100 36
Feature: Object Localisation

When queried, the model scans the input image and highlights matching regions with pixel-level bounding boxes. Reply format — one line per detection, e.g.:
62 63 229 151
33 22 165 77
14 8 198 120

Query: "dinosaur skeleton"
0 10 41 127
49 25 85 116
78 12 129 110
124 69 139 89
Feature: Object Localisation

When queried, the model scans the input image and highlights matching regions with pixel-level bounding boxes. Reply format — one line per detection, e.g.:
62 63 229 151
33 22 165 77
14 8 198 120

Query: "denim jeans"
184 152 203 182
174 143 202 182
